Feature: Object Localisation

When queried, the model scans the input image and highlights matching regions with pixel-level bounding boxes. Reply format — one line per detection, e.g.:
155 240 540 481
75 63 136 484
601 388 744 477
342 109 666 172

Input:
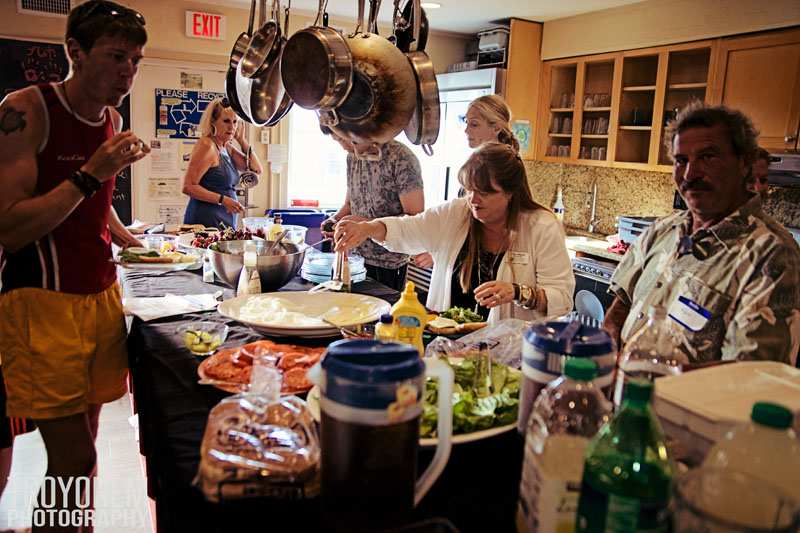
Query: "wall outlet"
260 128 270 144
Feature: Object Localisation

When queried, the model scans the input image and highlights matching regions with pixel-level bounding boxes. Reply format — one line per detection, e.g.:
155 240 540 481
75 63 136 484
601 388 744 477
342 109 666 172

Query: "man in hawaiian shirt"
604 102 800 365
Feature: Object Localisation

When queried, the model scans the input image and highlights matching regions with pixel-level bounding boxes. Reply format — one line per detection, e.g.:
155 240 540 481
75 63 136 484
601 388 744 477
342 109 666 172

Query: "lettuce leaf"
419 358 520 438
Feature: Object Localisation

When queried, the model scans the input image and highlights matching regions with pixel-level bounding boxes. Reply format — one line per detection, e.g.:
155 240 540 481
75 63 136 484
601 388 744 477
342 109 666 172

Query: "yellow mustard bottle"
390 281 427 356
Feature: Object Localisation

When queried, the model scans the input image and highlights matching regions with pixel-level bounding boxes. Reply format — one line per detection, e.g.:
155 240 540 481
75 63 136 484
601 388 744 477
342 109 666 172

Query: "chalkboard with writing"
0 37 133 224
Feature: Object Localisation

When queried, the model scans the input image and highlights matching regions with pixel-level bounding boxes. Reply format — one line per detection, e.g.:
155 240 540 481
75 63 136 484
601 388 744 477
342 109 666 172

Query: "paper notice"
150 139 180 177
158 204 184 224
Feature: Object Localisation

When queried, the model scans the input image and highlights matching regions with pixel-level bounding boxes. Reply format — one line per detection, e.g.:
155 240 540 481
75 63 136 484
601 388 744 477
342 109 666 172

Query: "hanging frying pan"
265 2 294 127
239 0 282 79
403 0 439 152
225 0 255 120
281 0 353 110
394 0 428 53
326 0 416 144
246 0 287 126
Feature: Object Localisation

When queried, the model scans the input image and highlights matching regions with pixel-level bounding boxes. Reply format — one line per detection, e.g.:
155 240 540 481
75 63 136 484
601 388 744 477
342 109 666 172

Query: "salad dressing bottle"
390 282 427 356
268 213 284 241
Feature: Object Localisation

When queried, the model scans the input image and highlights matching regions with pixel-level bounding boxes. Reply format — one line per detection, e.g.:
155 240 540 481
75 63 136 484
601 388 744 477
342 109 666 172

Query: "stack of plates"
301 251 366 284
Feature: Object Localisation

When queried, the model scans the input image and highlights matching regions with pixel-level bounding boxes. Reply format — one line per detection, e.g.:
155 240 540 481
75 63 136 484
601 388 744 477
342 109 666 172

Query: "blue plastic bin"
266 209 328 250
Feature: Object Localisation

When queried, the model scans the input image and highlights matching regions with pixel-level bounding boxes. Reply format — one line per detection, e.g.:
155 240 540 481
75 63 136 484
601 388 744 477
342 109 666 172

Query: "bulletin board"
0 37 133 224
154 88 225 139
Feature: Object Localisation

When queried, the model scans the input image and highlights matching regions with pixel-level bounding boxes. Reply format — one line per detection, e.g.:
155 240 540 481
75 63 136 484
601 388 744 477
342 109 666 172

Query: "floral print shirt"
347 140 423 269
610 195 800 364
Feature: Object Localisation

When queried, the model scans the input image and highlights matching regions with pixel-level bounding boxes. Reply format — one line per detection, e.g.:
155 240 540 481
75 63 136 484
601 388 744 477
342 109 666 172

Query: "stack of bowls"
301 250 367 284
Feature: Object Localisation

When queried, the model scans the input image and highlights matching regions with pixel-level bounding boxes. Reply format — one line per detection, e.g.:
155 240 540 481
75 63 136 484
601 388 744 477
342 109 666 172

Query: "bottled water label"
518 434 588 532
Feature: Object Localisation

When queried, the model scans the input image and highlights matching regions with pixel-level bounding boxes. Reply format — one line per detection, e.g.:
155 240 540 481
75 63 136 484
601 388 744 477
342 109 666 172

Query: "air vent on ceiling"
17 0 72 18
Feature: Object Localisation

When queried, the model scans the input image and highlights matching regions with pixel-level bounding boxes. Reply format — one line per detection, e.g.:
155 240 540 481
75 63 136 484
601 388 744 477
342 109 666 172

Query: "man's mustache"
680 182 714 193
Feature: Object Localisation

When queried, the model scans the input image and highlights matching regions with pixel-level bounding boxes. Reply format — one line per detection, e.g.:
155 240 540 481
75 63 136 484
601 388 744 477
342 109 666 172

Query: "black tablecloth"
123 270 523 533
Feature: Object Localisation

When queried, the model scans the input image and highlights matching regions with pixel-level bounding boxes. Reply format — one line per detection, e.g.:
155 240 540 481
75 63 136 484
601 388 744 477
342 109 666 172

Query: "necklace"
474 246 503 314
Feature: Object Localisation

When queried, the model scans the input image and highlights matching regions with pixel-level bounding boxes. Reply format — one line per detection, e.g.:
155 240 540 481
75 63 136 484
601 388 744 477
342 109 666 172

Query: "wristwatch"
218 193 225 205
68 170 102 198
513 283 535 309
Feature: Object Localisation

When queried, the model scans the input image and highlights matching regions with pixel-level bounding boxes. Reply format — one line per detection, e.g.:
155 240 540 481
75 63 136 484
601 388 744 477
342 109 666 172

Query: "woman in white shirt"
335 143 574 323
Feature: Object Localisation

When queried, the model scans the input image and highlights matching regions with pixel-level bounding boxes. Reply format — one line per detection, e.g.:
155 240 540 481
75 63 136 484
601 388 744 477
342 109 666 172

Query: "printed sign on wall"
154 88 224 139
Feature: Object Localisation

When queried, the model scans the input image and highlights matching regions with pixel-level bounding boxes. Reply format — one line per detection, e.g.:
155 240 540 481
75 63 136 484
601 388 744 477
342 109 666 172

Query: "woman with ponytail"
465 94 520 152
334 143 574 324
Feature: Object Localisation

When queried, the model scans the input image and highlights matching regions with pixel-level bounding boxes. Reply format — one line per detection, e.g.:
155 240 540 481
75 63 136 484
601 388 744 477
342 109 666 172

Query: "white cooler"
654 361 800 464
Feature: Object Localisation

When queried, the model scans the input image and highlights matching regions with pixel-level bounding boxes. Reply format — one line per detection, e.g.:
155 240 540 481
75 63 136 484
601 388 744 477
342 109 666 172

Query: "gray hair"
664 101 759 165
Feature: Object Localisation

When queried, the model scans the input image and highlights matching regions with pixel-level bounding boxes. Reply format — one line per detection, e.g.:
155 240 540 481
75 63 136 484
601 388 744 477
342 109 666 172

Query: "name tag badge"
668 295 712 332
509 251 530 265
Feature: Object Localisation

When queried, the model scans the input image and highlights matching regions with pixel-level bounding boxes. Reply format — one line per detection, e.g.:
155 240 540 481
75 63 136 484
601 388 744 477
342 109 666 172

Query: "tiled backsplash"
523 161 800 234
523 161 674 235
764 187 800 229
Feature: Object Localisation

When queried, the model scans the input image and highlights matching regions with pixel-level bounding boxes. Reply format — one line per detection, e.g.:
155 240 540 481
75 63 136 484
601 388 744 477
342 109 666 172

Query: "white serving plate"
217 292 391 337
306 386 515 447
118 260 202 271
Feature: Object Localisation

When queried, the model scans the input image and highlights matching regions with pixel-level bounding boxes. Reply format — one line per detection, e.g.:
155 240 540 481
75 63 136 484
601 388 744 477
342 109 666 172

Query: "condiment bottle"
268 213 284 241
374 314 396 342
202 249 214 283
553 185 565 223
390 282 427 357
236 243 262 297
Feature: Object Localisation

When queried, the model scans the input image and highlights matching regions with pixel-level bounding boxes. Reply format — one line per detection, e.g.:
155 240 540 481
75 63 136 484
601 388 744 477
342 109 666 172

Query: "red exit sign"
185 11 226 41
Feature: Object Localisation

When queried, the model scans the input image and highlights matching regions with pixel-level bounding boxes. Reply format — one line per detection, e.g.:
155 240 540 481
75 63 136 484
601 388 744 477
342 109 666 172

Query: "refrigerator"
400 67 506 208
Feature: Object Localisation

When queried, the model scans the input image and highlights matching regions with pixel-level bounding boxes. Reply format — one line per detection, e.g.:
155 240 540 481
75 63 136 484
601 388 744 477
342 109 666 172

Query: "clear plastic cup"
674 468 800 532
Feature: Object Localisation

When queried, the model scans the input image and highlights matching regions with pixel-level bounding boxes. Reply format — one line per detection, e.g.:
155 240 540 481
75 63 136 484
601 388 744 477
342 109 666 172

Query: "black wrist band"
218 193 225 205
69 170 102 198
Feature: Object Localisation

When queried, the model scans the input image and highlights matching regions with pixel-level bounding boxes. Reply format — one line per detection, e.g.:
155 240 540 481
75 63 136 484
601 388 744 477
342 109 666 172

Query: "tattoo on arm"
0 107 26 135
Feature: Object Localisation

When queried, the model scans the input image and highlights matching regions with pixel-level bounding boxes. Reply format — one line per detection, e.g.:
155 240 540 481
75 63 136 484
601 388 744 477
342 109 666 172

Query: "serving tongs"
308 250 350 293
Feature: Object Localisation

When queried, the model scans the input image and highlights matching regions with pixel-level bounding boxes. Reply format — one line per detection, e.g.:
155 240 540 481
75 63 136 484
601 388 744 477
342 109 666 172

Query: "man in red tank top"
0 2 150 529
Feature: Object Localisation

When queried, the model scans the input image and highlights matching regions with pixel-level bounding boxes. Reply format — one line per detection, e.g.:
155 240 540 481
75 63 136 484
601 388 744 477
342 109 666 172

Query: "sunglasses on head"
79 1 146 27
220 98 231 108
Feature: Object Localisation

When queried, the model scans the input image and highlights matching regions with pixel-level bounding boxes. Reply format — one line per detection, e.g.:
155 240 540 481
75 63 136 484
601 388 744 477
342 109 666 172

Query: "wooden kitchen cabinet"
535 41 717 170
710 28 800 152
537 52 619 165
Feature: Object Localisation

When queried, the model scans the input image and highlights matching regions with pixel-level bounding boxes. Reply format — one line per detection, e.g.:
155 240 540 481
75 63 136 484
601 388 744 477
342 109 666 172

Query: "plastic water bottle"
703 401 800 498
576 379 675 532
517 358 612 533
612 306 687 408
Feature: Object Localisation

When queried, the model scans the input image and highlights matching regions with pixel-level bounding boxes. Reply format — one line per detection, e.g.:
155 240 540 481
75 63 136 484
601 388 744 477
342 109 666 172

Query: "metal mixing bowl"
208 239 307 290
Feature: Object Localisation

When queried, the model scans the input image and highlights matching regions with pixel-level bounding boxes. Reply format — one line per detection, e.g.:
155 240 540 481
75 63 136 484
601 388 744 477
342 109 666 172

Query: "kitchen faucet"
587 178 600 233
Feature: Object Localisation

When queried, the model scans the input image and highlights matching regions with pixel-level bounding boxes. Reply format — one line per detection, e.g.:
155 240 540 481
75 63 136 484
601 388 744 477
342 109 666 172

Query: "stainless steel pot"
403 0 439 152
325 0 416 144
281 2 353 110
225 0 256 120
239 0 282 79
